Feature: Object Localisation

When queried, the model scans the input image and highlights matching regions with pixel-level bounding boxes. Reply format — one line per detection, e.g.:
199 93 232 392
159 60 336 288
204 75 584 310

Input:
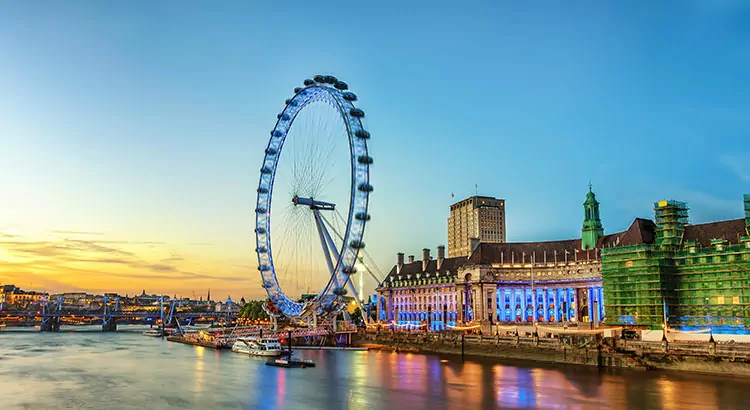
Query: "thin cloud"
51 230 105 236
188 242 215 246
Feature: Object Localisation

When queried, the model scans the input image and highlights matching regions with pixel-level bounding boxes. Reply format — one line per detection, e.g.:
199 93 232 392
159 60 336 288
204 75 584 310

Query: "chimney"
408 255 415 263
437 245 445 270
422 248 430 271
470 238 481 255
397 252 404 274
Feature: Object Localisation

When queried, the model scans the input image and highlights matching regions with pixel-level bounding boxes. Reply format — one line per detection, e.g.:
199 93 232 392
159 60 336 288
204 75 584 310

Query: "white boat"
231 337 282 357
143 329 163 337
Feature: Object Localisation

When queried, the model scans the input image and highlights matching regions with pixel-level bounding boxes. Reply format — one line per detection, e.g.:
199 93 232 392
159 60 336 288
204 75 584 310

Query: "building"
448 196 506 258
377 186 655 333
602 195 750 331
1 286 48 309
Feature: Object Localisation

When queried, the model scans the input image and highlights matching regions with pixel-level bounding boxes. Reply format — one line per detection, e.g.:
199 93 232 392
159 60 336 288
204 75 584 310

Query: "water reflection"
1 333 750 409
193 345 205 394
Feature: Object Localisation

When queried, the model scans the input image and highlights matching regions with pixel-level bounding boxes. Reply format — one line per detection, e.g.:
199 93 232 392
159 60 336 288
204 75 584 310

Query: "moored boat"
265 356 316 368
231 337 282 357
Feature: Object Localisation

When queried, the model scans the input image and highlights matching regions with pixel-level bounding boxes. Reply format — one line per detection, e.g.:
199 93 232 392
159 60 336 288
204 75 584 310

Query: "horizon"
1 1 749 300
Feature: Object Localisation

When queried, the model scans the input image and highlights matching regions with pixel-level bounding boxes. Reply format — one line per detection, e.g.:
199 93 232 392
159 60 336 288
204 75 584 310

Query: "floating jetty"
294 346 367 351
166 335 227 349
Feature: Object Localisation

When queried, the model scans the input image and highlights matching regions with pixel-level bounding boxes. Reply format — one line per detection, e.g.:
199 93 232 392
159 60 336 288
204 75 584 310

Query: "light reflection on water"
1 332 750 409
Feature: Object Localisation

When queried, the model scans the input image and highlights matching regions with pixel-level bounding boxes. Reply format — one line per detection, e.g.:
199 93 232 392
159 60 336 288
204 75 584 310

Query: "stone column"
572 287 579 322
521 288 527 323
543 288 549 322
456 287 464 324
553 288 560 322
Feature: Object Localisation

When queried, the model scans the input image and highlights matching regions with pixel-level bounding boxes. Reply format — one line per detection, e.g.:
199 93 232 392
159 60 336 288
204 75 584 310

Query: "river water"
1 329 749 409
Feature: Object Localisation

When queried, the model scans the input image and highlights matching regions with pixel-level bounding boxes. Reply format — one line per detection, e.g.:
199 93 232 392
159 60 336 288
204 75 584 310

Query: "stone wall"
359 330 750 376
359 330 644 370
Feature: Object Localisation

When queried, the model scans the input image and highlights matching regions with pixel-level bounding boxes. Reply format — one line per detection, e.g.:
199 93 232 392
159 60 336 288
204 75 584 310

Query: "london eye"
255 75 373 325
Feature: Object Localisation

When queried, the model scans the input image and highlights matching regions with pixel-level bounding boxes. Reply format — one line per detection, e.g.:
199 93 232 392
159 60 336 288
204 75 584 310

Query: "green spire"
582 183 604 250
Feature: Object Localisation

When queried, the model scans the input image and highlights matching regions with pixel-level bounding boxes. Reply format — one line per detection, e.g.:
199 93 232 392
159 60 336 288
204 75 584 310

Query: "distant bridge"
0 310 237 319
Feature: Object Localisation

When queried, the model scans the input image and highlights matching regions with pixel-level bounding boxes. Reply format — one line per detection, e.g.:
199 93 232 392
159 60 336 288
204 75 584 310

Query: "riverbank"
359 331 750 377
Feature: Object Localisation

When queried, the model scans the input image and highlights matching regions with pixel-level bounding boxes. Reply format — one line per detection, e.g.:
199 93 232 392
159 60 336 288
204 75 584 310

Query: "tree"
239 300 270 321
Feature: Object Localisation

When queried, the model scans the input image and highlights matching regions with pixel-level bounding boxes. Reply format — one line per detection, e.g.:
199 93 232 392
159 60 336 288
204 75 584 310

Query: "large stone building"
377 187 654 333
447 196 506 258
602 195 750 331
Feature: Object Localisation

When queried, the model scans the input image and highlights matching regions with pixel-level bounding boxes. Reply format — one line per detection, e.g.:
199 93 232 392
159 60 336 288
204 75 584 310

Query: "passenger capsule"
272 130 283 138
255 227 267 234
355 129 370 139
342 92 357 101
334 81 348 90
260 166 272 174
342 266 357 274
357 155 373 165
265 148 278 155
357 183 374 192
304 79 315 86
256 247 268 253
354 212 371 221
255 207 267 213
333 287 348 296
313 75 326 82
350 240 365 249
257 187 269 194
350 108 365 117
294 87 303 94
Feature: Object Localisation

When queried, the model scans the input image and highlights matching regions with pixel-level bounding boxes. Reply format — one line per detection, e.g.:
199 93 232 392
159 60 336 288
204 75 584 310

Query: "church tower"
581 184 604 250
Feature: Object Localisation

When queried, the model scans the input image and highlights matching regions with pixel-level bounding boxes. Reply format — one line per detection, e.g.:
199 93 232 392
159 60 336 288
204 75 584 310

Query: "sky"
1 1 749 300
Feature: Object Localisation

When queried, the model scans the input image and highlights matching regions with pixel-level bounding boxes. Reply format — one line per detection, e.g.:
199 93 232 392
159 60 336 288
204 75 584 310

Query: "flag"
451 193 454 198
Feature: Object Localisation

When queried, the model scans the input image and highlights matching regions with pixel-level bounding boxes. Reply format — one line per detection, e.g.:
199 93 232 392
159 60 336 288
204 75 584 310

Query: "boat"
143 329 163 337
264 330 315 368
231 337 283 357
266 356 316 368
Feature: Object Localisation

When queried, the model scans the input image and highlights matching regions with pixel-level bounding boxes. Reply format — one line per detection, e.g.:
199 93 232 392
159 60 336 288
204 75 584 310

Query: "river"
1 329 749 409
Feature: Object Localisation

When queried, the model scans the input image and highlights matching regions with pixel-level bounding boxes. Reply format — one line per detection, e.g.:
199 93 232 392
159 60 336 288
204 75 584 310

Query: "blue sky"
0 1 749 297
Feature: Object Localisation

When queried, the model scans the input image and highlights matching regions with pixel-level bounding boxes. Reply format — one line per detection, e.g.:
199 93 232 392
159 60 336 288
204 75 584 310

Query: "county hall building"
376 187 653 333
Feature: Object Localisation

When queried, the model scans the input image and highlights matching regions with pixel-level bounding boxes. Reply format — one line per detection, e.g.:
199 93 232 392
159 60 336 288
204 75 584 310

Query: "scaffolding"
744 194 749 235
601 244 669 326
671 241 750 327
654 200 689 251
603 197 750 330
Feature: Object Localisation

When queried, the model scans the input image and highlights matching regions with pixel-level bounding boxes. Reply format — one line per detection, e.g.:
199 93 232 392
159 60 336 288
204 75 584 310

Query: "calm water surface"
1 329 750 409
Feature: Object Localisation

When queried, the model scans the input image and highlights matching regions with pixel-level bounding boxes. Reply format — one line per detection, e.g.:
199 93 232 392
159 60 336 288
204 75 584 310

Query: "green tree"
239 300 270 320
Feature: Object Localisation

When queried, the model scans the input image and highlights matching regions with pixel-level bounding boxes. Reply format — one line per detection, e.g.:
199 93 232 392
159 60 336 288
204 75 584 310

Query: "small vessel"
266 356 316 368
264 330 315 368
143 329 163 337
232 337 283 357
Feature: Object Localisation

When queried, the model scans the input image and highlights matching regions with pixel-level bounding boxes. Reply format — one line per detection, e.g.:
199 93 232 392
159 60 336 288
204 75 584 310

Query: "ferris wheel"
255 75 373 323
